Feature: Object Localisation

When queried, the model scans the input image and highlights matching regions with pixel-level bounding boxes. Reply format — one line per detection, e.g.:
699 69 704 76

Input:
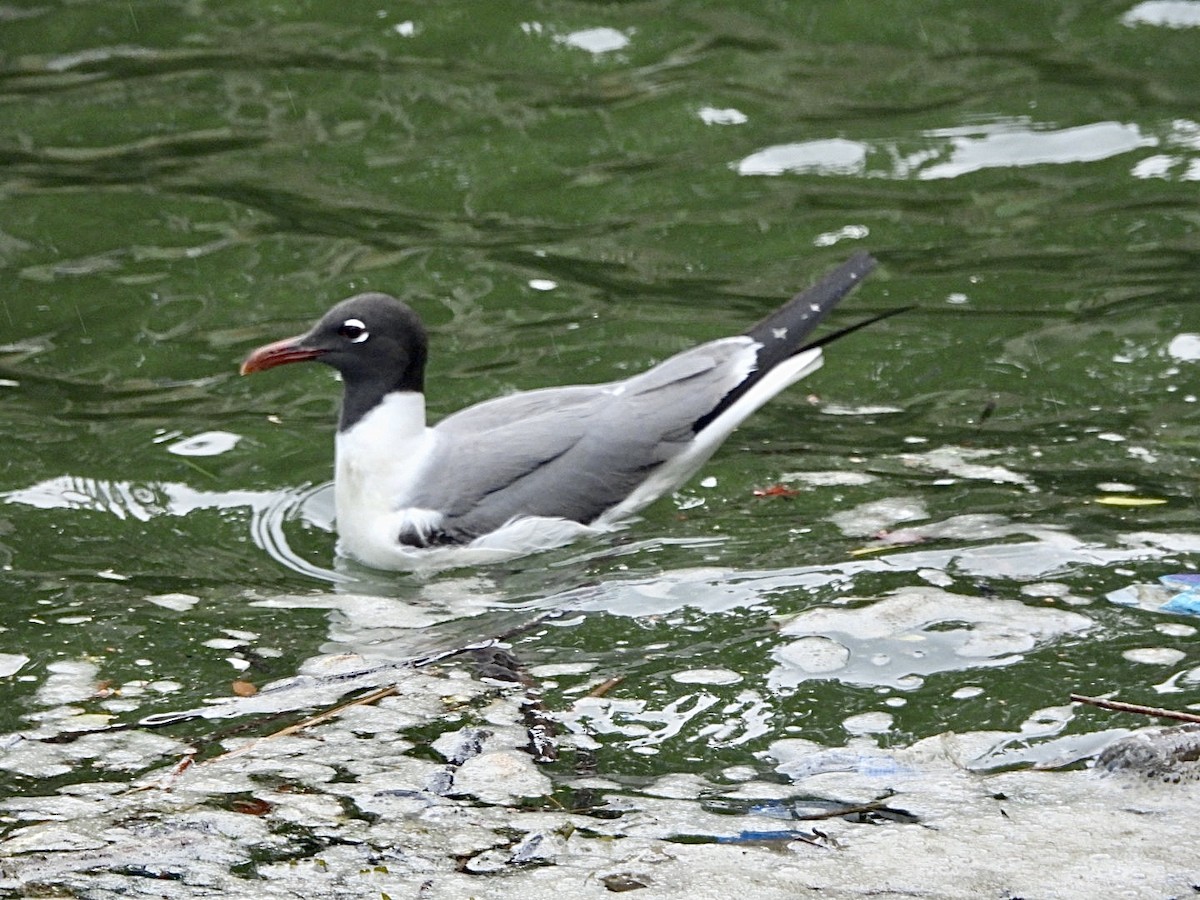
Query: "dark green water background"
2 0 1200 792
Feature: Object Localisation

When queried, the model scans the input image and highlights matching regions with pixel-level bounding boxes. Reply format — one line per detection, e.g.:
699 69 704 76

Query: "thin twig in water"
587 676 624 698
1070 693 1200 724
146 611 569 787
134 752 197 792
203 685 401 765
792 799 896 822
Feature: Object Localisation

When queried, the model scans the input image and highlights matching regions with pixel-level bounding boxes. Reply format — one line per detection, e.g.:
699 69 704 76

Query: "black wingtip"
743 251 878 350
692 253 883 434
801 304 913 352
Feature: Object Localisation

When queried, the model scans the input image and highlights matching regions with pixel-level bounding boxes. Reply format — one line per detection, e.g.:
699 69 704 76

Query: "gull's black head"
241 292 428 430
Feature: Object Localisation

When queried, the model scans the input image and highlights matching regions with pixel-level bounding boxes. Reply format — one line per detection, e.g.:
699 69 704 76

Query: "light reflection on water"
8 467 1199 739
732 117 1187 180
3 474 344 583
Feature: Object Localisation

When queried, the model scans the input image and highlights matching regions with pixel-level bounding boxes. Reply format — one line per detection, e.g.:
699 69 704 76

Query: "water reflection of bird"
241 252 891 570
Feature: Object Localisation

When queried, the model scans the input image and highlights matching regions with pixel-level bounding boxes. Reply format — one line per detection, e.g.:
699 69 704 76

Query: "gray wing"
411 337 757 540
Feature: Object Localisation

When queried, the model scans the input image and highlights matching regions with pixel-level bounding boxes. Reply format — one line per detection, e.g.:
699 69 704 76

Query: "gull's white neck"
334 391 437 560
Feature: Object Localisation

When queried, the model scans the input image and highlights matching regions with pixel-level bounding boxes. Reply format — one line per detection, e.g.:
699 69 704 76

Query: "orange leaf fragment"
753 483 801 498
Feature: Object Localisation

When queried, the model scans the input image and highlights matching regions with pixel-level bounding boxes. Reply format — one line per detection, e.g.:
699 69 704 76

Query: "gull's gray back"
413 337 757 540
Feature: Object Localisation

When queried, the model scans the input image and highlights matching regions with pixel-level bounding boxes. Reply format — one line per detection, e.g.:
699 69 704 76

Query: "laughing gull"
241 252 886 570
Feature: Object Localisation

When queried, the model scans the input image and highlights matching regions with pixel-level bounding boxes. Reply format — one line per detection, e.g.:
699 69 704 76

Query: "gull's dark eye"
338 318 369 343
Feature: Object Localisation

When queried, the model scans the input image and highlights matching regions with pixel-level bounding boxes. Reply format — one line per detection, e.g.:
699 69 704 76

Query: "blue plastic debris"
1158 575 1200 616
714 830 810 844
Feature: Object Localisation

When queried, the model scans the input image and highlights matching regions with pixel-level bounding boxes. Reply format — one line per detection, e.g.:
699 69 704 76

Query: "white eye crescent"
338 318 369 343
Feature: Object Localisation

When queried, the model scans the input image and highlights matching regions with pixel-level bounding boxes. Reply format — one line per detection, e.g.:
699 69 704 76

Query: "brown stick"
586 675 624 698
1069 693 1200 724
792 799 896 821
203 685 402 764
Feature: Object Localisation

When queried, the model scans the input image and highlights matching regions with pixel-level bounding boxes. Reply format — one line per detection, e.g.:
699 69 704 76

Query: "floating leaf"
1095 496 1167 507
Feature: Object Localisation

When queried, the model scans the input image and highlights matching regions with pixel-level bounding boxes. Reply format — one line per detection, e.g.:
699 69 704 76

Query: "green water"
3 0 1200 793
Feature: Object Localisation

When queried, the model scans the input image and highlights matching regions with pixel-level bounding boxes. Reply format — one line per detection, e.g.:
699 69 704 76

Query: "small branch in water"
174 456 219 481
792 796 914 824
140 610 571 788
205 685 401 765
137 752 196 791
1069 693 1200 724
138 687 400 789
586 675 624 698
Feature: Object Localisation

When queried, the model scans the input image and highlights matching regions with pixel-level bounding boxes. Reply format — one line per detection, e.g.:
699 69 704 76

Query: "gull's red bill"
240 336 322 375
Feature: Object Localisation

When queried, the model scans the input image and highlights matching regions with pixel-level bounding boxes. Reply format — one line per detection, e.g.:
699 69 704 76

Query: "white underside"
337 515 611 573
334 392 441 569
334 392 614 572
332 348 824 572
